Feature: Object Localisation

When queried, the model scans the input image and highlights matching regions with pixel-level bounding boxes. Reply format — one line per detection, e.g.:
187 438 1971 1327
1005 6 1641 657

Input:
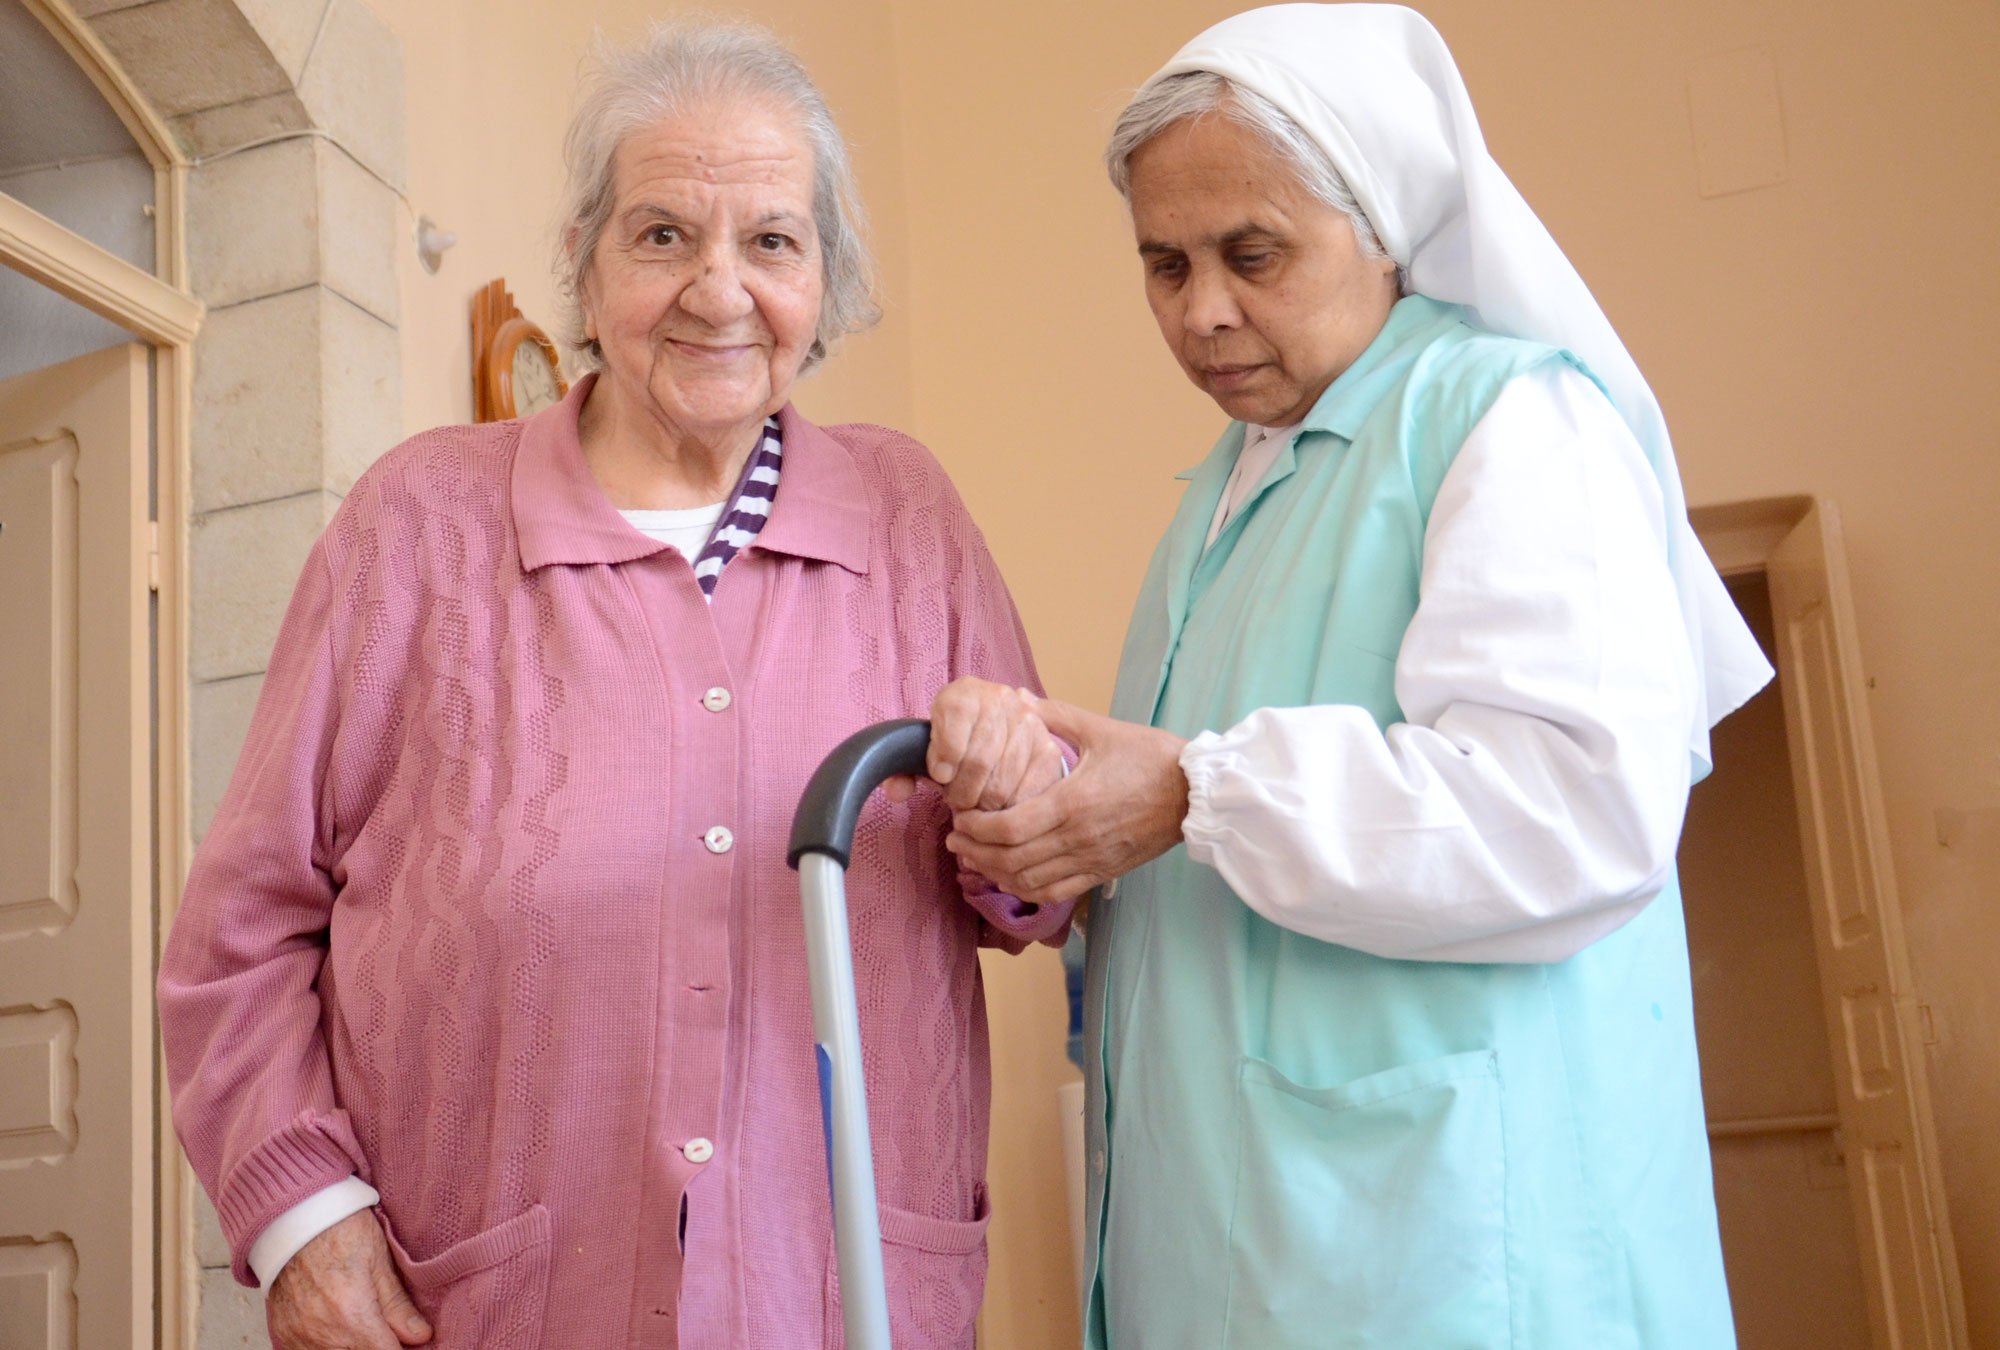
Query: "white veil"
1150 3 1773 769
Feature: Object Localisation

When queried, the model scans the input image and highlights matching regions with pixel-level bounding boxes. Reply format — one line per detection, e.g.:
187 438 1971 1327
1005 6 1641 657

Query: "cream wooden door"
1763 499 1969 1349
0 343 153 1350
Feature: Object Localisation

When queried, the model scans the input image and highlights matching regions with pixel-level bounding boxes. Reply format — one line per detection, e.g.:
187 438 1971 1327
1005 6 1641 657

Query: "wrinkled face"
1127 112 1400 427
581 98 823 439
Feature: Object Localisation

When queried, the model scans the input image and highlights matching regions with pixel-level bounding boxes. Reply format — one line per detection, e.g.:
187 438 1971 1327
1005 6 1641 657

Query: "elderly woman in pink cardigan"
159 21 1071 1350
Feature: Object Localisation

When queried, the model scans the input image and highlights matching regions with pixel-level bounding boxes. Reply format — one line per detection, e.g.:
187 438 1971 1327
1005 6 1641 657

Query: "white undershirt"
1179 364 1703 964
247 1175 380 1289
1205 420 1301 549
620 501 728 558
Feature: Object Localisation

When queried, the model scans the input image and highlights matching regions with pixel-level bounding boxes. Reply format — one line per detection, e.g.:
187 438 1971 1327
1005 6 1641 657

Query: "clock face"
511 338 563 417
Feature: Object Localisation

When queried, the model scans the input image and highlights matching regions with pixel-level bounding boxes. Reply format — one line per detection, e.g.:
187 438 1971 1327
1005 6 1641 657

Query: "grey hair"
1106 71 1395 269
555 18 880 372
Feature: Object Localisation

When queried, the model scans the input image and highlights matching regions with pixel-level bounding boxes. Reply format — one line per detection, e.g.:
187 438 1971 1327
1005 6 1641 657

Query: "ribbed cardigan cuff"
214 1109 368 1285
982 895 1074 948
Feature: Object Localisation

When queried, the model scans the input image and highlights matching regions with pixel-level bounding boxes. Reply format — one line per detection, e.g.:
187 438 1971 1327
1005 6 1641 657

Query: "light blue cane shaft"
798 852 893 1350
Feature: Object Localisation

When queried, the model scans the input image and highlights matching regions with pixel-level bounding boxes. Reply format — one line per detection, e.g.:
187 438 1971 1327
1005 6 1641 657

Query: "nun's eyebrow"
1137 221 1288 256
1216 223 1287 247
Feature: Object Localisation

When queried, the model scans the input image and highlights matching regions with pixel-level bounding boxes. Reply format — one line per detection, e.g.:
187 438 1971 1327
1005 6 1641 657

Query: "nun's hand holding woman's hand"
944 699 1189 907
884 677 1067 813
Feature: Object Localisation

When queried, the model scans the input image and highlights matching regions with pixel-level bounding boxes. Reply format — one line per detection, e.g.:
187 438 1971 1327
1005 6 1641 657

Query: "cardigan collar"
512 373 870 576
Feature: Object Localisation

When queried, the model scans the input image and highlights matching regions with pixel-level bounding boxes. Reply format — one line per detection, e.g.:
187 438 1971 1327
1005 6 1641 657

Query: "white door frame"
1 2 200 1343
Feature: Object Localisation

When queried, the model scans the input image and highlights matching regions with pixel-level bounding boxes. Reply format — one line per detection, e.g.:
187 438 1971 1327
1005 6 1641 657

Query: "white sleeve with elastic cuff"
247 1175 381 1290
1179 365 1700 963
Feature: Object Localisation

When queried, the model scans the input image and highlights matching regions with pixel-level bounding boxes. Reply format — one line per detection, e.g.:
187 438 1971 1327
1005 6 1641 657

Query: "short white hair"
1106 70 1395 271
555 18 880 372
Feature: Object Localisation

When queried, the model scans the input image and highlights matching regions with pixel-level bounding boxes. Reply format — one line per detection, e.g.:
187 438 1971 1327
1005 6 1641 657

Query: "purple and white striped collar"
690 416 782 601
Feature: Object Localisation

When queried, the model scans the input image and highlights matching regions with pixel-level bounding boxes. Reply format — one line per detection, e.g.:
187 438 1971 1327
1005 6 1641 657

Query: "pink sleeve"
157 535 370 1286
937 493 1077 952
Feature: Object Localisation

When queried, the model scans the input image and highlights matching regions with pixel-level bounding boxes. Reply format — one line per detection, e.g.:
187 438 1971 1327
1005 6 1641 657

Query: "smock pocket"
826 1185 991 1349
381 1203 552 1350
1223 1051 1510 1350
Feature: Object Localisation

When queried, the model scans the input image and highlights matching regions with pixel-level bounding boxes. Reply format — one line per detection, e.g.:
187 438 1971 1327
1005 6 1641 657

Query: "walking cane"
787 718 932 1350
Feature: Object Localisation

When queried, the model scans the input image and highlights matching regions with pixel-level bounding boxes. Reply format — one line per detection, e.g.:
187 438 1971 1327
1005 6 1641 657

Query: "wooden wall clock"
472 277 569 422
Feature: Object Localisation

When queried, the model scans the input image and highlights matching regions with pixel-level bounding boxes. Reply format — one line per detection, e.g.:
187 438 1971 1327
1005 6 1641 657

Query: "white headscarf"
1148 2 1772 770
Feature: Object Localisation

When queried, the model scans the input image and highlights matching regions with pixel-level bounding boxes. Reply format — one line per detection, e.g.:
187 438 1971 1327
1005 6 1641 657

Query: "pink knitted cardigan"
158 380 1072 1348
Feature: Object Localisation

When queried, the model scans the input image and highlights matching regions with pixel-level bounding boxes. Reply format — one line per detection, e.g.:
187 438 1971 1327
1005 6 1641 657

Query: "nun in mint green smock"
933 5 1776 1348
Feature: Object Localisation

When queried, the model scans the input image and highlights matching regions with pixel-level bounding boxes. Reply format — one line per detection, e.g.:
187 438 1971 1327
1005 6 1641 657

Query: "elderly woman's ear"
563 226 586 315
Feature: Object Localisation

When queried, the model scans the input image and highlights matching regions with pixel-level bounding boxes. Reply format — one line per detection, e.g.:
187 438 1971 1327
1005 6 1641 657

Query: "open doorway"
1685 497 1968 1350
1684 568 1869 1346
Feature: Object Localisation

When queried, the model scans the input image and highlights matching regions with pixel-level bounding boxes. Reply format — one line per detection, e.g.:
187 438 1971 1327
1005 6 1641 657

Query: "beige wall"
373 0 2000 1345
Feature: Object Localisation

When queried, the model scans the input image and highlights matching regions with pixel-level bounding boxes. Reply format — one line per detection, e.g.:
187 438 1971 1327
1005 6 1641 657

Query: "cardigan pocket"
825 1184 991 1350
1222 1051 1511 1350
382 1203 552 1350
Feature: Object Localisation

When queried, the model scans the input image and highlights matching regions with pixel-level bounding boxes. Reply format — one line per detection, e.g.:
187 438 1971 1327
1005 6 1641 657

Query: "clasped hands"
886 677 1192 907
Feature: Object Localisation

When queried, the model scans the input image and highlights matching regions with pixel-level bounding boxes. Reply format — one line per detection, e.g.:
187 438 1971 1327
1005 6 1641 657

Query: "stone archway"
51 1 406 1343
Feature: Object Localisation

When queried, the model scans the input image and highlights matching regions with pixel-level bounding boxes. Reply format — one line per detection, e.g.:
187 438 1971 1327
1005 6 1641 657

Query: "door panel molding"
0 1236 79 1349
0 434 80 941
0 1001 79 1166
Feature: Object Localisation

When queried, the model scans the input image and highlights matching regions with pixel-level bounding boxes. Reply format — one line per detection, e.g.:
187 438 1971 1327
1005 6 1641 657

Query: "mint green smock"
1081 296 1734 1349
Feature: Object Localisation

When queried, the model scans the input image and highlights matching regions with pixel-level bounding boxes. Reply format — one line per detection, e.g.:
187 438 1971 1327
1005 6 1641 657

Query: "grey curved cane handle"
787 718 931 869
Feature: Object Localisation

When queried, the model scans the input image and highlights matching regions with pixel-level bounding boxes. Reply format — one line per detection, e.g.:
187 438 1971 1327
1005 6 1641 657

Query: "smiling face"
1127 111 1400 427
580 97 823 446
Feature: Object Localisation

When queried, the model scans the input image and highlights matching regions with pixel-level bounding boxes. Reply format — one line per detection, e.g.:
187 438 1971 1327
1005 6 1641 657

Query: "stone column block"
196 1268 267 1348
191 488 339 682
87 0 292 118
194 1188 233 1270
187 137 400 324
187 138 319 308
172 91 313 161
190 672 264 842
296 0 405 190
322 289 401 495
319 141 400 325
192 287 323 512
192 285 401 512
226 0 330 85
